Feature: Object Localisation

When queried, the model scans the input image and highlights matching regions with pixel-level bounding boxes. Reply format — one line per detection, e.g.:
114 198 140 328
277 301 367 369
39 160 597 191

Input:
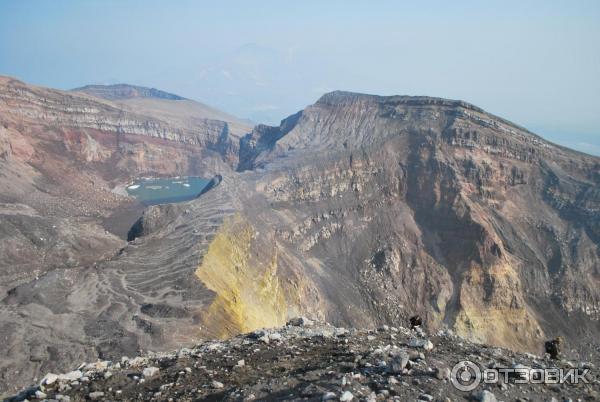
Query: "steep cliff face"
193 214 322 339
0 77 249 164
234 91 600 352
72 83 252 140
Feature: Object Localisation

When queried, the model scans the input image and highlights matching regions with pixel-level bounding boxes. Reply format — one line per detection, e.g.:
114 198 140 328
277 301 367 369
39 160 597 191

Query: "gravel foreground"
5 320 599 402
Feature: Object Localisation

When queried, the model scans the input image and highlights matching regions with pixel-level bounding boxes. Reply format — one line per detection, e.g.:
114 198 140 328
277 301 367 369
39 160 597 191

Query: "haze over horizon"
1 0 599 155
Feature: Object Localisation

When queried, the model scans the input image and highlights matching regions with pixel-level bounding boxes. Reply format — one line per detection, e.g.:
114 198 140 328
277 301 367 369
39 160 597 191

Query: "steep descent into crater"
234 90 600 353
1 79 599 395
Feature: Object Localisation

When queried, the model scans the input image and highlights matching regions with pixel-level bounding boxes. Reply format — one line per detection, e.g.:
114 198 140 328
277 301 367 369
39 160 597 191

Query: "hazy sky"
1 1 599 155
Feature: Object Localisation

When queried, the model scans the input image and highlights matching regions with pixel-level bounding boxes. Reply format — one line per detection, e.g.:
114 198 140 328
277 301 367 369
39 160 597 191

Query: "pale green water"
126 177 210 205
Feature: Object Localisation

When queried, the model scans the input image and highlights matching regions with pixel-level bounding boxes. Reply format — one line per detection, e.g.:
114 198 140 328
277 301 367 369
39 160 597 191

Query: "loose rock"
143 366 160 378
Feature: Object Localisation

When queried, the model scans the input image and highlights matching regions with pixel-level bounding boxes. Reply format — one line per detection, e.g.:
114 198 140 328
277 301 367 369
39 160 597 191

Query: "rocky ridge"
6 319 599 401
72 84 187 101
0 77 247 156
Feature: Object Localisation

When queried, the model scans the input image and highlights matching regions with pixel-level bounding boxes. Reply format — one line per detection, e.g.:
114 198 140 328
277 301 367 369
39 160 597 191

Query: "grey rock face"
234 90 600 356
389 352 409 374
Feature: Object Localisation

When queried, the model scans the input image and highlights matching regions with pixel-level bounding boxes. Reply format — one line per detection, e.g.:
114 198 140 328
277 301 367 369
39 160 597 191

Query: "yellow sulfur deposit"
195 214 289 338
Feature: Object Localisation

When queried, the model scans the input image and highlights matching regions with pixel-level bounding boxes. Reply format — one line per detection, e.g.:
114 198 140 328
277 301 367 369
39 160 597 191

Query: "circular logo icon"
451 360 482 391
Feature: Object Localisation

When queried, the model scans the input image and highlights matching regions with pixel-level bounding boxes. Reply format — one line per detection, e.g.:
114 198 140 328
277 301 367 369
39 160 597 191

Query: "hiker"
545 336 563 360
409 315 423 329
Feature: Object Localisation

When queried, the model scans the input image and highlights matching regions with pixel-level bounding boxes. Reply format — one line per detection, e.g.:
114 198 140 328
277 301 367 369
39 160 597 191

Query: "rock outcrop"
5 321 599 401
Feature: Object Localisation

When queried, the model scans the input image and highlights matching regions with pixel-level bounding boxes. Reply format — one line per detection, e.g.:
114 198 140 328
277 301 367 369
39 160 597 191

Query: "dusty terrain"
1 78 599 397
0 76 249 394
5 320 599 401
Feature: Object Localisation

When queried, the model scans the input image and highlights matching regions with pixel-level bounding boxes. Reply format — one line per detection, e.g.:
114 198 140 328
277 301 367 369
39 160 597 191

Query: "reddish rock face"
0 76 252 292
1 79 599 394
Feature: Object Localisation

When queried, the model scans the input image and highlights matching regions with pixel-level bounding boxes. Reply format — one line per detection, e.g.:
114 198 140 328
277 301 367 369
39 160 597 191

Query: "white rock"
408 338 434 350
177 348 192 358
269 332 283 341
212 380 224 389
85 360 110 371
206 343 221 351
334 327 348 336
143 366 160 378
435 366 450 380
340 391 354 401
322 392 337 401
41 372 59 385
89 391 105 400
58 370 83 382
128 356 148 367
35 390 47 399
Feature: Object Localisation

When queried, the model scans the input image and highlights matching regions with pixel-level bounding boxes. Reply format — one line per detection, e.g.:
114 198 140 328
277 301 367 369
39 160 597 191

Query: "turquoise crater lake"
125 177 210 205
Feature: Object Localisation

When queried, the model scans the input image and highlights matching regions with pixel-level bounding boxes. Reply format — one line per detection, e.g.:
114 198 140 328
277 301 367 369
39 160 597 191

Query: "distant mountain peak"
72 84 187 101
